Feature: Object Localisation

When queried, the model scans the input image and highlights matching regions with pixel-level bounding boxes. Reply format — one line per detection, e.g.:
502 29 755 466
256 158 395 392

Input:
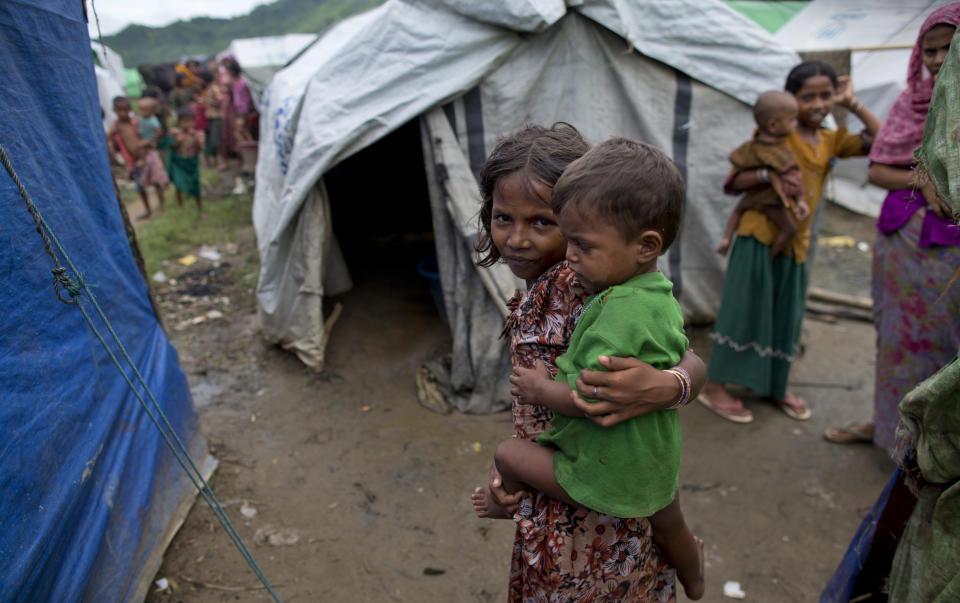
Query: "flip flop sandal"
775 397 812 421
823 424 873 444
697 394 754 424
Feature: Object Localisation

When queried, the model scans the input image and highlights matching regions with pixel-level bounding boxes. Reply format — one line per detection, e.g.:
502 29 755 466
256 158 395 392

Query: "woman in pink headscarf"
825 4 960 449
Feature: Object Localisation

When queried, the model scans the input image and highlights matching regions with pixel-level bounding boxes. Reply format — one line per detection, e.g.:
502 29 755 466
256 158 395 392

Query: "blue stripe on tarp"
464 86 485 179
669 71 692 299
442 101 457 137
0 1 200 600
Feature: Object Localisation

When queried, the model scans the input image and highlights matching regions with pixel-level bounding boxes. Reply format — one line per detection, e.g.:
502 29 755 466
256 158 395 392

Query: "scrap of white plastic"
723 580 746 599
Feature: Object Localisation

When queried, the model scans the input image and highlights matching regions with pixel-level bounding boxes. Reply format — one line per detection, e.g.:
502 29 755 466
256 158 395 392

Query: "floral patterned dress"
502 262 676 602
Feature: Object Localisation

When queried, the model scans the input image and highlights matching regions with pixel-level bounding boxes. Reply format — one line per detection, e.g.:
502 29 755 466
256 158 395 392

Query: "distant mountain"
100 0 386 68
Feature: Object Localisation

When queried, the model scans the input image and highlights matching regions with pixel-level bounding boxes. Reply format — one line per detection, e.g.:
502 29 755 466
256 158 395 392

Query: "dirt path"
146 206 891 602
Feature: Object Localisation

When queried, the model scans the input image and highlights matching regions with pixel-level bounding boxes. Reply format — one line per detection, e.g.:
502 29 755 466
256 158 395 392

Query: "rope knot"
51 267 80 304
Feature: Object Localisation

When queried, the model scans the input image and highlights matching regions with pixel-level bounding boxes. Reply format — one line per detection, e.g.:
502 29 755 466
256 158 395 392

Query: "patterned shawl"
868 3 960 166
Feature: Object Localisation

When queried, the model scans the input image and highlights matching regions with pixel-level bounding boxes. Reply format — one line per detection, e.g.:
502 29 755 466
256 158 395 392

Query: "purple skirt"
871 209 960 451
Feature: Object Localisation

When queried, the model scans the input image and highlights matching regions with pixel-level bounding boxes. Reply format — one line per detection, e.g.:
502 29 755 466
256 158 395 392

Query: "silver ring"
592 386 598 397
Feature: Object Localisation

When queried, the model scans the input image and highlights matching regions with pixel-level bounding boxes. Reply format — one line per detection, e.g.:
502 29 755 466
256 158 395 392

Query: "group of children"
107 57 258 219
469 126 705 599
465 58 875 599
108 95 204 218
169 59 256 172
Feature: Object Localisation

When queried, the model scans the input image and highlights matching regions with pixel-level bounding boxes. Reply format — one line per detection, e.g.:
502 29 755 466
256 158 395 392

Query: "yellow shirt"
735 127 866 263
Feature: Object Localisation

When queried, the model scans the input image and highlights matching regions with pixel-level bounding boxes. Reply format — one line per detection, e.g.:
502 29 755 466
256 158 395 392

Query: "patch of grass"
134 180 257 280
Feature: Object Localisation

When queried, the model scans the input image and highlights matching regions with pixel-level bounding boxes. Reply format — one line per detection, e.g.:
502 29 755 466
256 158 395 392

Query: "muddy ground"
143 203 892 602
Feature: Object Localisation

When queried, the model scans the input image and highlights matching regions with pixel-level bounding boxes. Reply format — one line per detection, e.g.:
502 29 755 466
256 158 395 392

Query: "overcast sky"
86 0 273 37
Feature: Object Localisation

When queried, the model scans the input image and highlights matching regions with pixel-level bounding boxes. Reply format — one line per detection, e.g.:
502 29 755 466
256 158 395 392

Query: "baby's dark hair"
142 86 161 99
200 70 215 84
177 107 195 121
552 138 684 253
475 122 589 267
785 60 838 94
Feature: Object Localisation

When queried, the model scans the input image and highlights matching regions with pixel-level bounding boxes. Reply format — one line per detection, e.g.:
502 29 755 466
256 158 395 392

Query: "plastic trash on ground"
198 246 221 261
723 580 746 599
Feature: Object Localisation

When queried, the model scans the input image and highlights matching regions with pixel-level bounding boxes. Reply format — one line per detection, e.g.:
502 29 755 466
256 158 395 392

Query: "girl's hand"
510 360 551 404
573 356 679 427
835 75 855 108
489 463 524 512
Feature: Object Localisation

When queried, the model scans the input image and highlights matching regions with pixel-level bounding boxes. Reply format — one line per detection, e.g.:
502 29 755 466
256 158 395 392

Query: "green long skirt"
167 151 200 199
706 236 808 400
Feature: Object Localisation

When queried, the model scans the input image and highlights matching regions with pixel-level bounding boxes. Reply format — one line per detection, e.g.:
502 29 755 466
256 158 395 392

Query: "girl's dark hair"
200 70 214 84
785 60 838 94
475 122 589 267
226 60 241 77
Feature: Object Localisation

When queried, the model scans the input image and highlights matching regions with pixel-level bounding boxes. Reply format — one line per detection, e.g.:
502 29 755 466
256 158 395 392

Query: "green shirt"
537 271 688 518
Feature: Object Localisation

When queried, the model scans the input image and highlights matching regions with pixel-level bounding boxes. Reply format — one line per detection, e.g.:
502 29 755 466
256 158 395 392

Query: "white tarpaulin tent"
775 0 955 217
227 34 318 107
91 41 126 131
253 0 799 413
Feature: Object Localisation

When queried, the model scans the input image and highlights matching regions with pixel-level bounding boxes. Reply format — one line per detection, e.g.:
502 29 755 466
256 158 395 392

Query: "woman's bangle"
756 167 769 183
849 99 862 114
664 367 692 409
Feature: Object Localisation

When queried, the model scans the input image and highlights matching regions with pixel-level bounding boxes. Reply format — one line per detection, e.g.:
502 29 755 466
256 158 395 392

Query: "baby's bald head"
754 90 798 137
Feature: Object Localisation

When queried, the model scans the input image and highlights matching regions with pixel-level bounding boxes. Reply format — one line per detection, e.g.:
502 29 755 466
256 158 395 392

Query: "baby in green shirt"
474 138 704 599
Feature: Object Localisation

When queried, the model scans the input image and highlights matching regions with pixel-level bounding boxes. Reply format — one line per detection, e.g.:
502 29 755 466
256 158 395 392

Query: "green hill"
101 0 385 68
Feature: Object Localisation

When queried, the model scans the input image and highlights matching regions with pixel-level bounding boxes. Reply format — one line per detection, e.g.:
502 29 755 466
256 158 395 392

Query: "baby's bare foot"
683 536 706 600
472 487 511 519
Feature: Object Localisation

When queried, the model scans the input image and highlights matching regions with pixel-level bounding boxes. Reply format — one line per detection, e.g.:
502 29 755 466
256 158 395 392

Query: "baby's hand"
794 200 811 221
510 359 551 404
780 169 804 198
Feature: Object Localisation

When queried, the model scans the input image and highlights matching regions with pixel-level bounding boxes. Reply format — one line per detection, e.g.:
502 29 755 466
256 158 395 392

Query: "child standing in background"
717 90 808 257
702 61 881 423
135 96 169 212
169 72 193 115
107 96 154 218
167 108 205 218
200 70 225 170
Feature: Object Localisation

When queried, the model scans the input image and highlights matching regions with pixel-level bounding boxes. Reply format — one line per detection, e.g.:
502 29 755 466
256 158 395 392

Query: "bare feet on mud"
471 487 512 519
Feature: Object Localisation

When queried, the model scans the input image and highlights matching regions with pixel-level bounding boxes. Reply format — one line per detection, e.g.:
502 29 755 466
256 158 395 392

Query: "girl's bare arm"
572 349 705 428
727 169 763 192
868 163 914 191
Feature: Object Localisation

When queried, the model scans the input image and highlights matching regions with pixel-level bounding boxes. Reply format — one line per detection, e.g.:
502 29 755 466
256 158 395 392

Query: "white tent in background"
253 0 799 413
226 34 318 107
775 0 955 217
91 41 127 131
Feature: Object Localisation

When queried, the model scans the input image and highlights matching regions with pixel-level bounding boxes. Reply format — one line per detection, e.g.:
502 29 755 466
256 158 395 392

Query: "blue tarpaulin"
0 1 205 600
